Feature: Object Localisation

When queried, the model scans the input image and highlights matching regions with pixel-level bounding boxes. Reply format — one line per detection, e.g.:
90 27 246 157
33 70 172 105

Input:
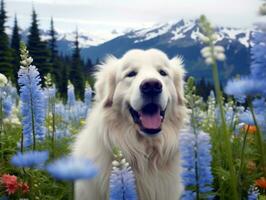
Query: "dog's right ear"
94 56 118 107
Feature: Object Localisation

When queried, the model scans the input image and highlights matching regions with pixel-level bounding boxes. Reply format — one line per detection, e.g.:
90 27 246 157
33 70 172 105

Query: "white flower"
0 73 8 87
215 53 226 61
10 117 21 126
205 57 214 65
26 57 33 65
198 33 210 43
112 160 120 167
214 46 225 53
20 60 27 66
200 47 212 58
123 162 129 168
211 33 219 40
121 158 126 165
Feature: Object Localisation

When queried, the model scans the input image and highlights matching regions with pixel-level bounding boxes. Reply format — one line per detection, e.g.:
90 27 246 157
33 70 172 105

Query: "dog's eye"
159 69 168 76
126 71 137 78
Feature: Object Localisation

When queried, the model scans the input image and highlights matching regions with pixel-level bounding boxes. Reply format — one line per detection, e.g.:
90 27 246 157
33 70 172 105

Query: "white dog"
72 49 188 200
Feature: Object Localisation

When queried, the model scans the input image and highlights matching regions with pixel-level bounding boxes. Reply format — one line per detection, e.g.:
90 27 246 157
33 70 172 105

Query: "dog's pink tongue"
139 110 161 129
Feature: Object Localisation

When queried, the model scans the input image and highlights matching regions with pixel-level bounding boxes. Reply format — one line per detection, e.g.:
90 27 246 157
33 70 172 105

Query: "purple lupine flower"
180 128 214 199
67 83 76 107
18 44 45 147
248 186 259 200
109 149 138 200
3 95 12 117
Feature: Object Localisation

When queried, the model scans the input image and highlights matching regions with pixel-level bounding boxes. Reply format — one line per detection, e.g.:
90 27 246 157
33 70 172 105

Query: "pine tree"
84 57 95 86
60 57 69 101
27 9 51 85
11 15 21 87
69 30 85 100
49 17 57 63
0 0 13 80
48 17 61 92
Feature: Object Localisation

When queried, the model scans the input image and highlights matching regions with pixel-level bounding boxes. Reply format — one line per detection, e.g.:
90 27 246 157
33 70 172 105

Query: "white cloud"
6 0 265 34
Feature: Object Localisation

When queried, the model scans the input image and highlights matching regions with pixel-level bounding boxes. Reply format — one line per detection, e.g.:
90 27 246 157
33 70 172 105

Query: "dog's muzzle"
129 78 166 136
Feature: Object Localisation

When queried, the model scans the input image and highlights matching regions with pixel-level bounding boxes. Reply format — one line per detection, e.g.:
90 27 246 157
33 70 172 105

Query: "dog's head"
94 49 186 137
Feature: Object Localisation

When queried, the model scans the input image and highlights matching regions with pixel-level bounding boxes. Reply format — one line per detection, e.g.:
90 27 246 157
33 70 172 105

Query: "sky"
5 0 266 35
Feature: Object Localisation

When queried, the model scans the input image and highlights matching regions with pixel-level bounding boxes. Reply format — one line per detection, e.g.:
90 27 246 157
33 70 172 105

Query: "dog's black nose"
140 79 162 96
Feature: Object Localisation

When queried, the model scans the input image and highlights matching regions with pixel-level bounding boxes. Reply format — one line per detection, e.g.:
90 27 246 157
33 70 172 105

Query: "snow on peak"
124 19 251 47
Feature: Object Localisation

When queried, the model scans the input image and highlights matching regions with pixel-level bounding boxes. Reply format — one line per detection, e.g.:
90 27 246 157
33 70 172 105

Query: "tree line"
0 0 95 101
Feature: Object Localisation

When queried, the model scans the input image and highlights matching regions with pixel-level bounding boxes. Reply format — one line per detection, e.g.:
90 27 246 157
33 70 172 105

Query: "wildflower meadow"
1 0 266 199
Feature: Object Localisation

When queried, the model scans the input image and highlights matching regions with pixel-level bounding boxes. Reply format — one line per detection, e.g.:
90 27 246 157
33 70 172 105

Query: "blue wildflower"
55 129 71 139
44 86 56 113
11 150 49 168
109 149 138 200
225 77 265 101
180 128 213 199
225 30 266 100
84 86 92 108
3 96 12 117
18 44 45 148
67 84 76 107
247 186 259 200
250 31 266 81
181 190 196 200
110 167 138 200
46 156 98 181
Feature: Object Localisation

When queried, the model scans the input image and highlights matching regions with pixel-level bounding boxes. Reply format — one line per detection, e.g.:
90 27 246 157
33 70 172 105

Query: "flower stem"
211 62 238 200
238 125 249 199
28 71 36 150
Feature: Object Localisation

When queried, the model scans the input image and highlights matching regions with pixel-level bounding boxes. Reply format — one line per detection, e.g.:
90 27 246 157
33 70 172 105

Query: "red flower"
256 177 266 189
19 182 30 194
1 174 19 195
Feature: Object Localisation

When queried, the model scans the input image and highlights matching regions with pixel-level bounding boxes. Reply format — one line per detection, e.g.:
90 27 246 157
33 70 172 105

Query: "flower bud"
112 160 120 167
0 73 8 87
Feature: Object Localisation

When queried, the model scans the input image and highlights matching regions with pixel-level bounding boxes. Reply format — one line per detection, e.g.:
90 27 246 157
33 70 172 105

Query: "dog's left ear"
94 56 118 107
170 56 186 106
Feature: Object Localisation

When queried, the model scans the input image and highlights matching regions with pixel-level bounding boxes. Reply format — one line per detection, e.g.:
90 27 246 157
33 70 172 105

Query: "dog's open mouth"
129 103 165 136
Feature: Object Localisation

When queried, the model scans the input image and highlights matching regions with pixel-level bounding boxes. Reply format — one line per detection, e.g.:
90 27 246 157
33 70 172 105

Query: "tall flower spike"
18 43 45 148
109 147 138 200
67 82 76 107
198 15 226 65
225 30 266 100
180 128 214 199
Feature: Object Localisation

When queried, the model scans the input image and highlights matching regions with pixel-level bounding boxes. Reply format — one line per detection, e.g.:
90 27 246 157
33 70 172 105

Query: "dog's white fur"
72 49 188 200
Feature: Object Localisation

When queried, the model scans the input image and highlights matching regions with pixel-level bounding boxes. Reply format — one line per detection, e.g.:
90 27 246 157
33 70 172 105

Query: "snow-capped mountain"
8 18 252 82
7 27 121 56
126 19 250 47
80 19 251 82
